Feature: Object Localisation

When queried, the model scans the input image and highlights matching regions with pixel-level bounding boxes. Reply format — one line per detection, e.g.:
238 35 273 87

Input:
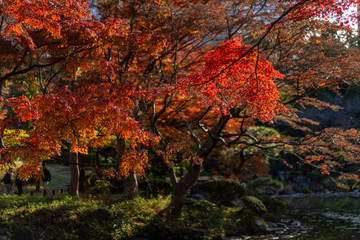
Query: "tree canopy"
1 0 360 215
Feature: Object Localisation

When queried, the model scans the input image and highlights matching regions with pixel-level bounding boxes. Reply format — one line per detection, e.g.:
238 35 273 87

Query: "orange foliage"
1 0 359 181
179 38 285 120
3 84 158 176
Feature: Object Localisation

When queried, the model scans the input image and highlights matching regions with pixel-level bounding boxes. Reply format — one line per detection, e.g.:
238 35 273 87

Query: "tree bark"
115 137 139 198
62 140 80 197
35 179 40 192
160 164 201 218
69 151 79 196
123 171 138 198
161 111 235 218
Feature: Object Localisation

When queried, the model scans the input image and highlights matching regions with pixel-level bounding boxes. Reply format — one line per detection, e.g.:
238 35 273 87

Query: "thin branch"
190 0 309 87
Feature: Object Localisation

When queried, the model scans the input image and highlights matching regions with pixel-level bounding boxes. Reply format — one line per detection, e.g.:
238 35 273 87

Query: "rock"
11 227 35 240
230 198 244 208
187 194 206 200
266 221 278 228
290 220 306 233
265 221 287 234
277 223 287 229
251 218 267 233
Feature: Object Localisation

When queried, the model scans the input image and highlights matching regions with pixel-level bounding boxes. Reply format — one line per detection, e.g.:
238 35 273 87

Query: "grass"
47 164 71 189
0 195 170 240
0 163 70 196
0 168 282 239
0 194 248 240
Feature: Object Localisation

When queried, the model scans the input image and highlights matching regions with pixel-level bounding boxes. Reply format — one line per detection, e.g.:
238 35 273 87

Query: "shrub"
180 198 225 239
258 195 289 219
191 179 245 206
86 180 111 197
246 177 283 195
242 196 267 216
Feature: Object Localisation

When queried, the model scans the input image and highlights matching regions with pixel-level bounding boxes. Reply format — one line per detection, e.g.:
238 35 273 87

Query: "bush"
180 198 225 239
191 179 245 206
86 180 111 197
242 196 267 216
246 177 283 195
258 195 289 219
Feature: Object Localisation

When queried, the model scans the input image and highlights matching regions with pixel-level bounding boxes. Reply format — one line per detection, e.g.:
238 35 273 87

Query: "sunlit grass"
0 163 70 195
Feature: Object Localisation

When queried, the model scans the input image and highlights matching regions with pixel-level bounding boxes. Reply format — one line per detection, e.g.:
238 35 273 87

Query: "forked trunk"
160 164 201 218
161 111 233 218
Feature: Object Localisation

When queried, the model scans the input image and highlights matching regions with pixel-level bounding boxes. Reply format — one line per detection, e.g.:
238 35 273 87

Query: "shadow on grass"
0 195 123 240
0 195 242 240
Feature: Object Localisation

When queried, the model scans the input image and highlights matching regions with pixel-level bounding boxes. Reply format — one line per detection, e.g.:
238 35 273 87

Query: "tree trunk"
62 140 80 196
115 137 139 198
160 111 234 218
69 151 79 197
35 179 40 192
123 171 138 197
0 136 6 149
160 164 201 218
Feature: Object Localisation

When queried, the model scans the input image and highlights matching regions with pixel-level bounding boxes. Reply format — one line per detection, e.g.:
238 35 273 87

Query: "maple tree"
0 0 93 194
261 16 360 180
0 0 360 217
0 0 158 196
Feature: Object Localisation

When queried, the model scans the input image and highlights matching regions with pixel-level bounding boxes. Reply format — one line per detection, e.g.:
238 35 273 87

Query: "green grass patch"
47 164 70 189
0 194 258 240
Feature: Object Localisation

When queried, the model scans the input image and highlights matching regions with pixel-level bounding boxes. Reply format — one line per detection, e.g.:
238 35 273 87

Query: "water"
245 196 360 239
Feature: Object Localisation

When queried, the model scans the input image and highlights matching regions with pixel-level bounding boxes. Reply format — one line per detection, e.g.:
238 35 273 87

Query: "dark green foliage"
140 203 226 240
246 177 283 195
236 209 267 235
181 199 224 229
258 195 290 220
242 196 267 216
138 177 172 197
191 179 245 205
305 171 327 184
86 180 111 196
171 199 238 239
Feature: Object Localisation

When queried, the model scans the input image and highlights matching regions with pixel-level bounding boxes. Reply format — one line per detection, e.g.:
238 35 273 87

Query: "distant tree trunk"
69 151 79 197
95 151 100 170
0 136 5 149
36 179 40 192
62 140 80 197
123 171 138 197
115 137 139 198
